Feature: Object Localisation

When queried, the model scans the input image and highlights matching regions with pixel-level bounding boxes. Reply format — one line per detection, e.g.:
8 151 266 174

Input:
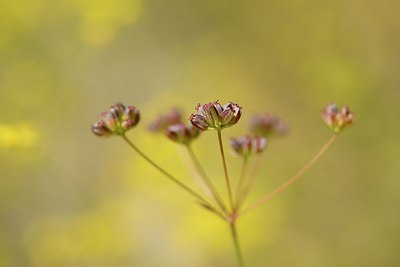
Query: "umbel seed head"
165 123 201 145
321 103 353 133
230 135 267 157
148 108 182 132
248 114 288 138
189 100 242 131
92 103 140 137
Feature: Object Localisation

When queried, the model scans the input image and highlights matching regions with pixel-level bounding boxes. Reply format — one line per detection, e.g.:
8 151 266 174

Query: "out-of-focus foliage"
1 0 399 266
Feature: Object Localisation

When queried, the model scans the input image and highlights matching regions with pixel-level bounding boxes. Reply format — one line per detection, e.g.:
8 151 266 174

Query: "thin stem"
235 156 249 210
217 130 235 211
240 134 337 216
122 135 225 220
176 145 211 196
237 153 263 211
230 222 245 267
187 145 227 212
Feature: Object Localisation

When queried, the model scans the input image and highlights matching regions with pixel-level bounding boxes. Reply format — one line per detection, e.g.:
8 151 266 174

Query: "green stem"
235 156 249 210
240 134 337 216
187 145 227 212
237 153 263 211
230 222 245 267
122 135 225 220
217 130 235 211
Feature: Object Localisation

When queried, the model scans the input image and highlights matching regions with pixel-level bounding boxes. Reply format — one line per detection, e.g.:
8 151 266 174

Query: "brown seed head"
148 108 182 132
91 103 140 138
321 103 353 133
189 100 242 131
165 123 201 145
230 135 267 157
249 114 288 138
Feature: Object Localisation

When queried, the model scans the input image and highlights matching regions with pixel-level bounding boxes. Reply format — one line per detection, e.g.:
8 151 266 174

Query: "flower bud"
189 100 242 131
249 114 288 138
165 123 200 145
91 103 140 137
148 108 182 132
230 135 267 157
321 103 353 133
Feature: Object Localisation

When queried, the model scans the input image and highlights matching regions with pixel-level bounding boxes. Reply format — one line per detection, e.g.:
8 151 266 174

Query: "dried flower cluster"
91 100 353 267
189 101 242 131
165 123 200 145
321 103 354 133
230 135 267 157
92 103 140 137
148 108 182 132
248 114 288 137
146 107 201 145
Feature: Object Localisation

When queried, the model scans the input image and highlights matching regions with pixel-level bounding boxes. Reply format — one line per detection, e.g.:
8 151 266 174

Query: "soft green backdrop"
1 0 399 266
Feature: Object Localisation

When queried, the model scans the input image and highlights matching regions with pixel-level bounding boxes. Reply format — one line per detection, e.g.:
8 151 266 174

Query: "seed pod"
91 120 113 137
122 105 140 131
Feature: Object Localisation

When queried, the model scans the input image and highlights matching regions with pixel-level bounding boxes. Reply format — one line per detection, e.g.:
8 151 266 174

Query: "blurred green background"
1 0 399 266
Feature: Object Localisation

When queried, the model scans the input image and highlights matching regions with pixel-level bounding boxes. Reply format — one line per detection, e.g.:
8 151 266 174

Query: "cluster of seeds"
92 103 140 137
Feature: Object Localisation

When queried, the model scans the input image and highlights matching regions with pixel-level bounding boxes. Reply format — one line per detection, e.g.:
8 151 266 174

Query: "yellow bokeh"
24 198 136 267
74 0 142 45
0 123 39 149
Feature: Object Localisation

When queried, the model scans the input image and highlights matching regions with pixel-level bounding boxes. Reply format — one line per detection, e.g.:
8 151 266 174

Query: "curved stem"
235 156 249 210
122 135 225 220
240 134 337 216
230 222 245 267
217 130 235 211
187 145 227 212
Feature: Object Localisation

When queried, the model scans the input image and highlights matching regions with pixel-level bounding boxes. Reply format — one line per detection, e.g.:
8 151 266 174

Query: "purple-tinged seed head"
321 103 353 133
165 123 201 145
189 100 242 131
249 114 288 138
91 103 141 138
148 108 182 132
230 135 268 157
